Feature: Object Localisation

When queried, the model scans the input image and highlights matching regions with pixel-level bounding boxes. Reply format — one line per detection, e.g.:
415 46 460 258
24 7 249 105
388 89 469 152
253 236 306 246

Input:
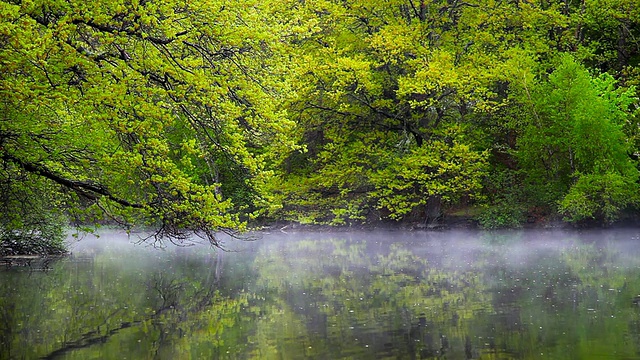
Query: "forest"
1 0 639 253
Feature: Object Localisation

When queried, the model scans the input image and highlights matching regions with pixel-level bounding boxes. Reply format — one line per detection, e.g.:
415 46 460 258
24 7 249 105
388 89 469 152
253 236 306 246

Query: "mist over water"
3 228 640 359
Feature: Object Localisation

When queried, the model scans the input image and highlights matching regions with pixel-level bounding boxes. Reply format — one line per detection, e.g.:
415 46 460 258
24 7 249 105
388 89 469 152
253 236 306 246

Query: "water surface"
3 229 640 359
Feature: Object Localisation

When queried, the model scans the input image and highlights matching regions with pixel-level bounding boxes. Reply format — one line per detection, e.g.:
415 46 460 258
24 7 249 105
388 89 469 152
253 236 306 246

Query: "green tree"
267 0 562 224
0 0 294 249
516 55 639 223
574 0 640 74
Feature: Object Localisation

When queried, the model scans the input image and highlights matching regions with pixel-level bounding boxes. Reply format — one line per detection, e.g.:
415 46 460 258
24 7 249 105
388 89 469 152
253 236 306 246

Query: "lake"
3 229 640 359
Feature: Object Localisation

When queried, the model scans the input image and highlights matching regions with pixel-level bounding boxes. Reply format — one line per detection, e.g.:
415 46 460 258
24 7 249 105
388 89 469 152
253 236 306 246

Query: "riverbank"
0 236 68 258
254 215 568 233
253 209 640 233
3 210 637 259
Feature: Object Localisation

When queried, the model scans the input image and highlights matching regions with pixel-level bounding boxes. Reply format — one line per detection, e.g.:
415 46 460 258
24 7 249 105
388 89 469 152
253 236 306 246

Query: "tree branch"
71 18 188 46
1 153 143 209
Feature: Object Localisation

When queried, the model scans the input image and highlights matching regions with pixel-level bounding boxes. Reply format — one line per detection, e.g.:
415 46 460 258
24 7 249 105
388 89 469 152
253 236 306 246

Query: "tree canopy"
1 0 640 251
0 0 295 248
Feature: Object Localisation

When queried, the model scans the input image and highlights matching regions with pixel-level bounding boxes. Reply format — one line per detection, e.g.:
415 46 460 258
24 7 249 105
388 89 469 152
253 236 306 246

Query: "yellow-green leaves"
4 0 640 242
0 0 298 245
372 139 488 220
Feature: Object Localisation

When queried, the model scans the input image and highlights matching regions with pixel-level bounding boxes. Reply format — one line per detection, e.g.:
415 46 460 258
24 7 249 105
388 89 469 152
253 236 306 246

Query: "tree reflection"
4 230 640 359
248 236 492 359
0 246 254 359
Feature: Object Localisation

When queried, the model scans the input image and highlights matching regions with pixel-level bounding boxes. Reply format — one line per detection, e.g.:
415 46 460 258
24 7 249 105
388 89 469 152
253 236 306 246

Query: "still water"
3 229 640 359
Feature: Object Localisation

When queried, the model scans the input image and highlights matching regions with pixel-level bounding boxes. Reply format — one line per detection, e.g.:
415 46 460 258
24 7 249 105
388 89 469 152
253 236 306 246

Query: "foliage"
3 0 640 246
559 172 639 224
0 163 67 255
268 0 539 224
475 167 527 229
0 0 295 248
516 54 639 223
371 136 488 220
476 202 526 230
577 0 640 73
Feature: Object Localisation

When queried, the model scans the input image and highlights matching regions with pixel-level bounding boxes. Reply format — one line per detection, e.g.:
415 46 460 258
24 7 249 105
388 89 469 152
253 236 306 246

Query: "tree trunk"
425 195 442 228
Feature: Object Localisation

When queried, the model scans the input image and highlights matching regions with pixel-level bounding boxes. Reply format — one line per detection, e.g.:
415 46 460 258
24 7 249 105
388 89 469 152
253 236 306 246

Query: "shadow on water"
2 228 640 359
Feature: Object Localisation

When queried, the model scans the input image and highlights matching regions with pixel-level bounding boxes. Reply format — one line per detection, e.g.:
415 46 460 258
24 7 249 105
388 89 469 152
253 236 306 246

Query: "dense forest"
1 0 639 253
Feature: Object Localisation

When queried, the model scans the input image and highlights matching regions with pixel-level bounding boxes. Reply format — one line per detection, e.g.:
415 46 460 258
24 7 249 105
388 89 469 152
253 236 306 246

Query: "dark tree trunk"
425 195 442 227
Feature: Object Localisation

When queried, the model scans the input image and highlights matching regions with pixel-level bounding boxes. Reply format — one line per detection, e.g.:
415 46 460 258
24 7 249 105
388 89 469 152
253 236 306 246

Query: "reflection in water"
2 229 640 359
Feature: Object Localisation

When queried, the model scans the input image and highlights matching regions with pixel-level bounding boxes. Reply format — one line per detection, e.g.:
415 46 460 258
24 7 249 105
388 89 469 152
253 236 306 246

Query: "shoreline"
3 215 638 259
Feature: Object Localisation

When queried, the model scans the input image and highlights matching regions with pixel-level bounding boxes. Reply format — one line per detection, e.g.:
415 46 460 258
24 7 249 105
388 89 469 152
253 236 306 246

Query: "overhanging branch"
1 153 143 209
71 18 188 46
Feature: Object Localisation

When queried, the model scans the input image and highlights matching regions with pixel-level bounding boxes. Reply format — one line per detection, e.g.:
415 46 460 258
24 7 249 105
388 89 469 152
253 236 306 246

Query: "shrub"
476 201 526 229
559 172 639 224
